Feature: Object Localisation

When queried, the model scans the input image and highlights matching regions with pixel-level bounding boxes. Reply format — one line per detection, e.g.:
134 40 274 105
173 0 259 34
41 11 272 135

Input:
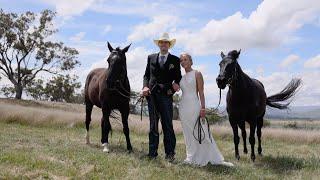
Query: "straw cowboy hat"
153 32 176 49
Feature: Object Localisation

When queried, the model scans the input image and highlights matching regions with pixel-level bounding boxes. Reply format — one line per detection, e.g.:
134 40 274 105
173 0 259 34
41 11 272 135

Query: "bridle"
227 61 238 88
214 58 238 111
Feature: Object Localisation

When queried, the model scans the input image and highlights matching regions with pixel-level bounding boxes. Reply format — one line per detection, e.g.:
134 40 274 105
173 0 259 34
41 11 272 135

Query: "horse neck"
230 63 251 91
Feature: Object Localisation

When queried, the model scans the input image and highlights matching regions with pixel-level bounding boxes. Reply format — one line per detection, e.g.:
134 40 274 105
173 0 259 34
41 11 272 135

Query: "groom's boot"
165 153 175 163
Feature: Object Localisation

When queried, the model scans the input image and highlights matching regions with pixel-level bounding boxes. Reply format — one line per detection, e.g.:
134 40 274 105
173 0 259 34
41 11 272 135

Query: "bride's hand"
200 108 206 118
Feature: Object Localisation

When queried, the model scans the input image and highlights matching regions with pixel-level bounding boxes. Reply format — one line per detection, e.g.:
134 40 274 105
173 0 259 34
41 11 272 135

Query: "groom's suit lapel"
163 53 172 69
153 53 159 66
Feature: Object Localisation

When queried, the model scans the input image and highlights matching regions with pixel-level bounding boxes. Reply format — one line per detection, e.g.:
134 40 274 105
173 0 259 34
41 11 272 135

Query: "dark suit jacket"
143 53 182 95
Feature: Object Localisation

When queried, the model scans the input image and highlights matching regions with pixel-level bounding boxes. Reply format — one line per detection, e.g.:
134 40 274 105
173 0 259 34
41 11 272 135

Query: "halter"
214 60 238 111
227 62 238 87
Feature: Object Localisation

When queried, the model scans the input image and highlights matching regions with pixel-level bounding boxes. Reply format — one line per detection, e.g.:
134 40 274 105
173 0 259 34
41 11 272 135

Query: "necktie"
160 55 165 67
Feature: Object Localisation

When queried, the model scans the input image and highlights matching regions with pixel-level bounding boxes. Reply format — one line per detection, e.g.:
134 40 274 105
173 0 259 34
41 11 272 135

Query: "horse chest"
99 90 128 109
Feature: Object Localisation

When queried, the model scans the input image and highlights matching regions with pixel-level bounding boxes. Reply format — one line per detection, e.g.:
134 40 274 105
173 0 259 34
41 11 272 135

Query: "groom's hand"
172 83 180 92
141 87 150 96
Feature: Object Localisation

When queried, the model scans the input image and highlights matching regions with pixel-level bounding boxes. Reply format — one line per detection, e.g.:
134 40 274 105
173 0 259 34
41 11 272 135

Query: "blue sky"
1 0 320 107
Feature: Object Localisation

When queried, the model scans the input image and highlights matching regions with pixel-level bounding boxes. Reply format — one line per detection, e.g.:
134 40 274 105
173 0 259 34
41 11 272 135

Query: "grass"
0 99 320 179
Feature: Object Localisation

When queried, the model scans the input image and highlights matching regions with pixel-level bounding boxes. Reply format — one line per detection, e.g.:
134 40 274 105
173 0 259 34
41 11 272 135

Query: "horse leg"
120 106 133 153
230 120 240 160
85 101 93 144
249 121 257 162
239 121 247 154
257 116 263 156
101 108 111 153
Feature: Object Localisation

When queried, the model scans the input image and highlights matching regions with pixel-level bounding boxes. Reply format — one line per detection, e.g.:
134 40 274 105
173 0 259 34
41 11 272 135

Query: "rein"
136 96 145 121
193 116 213 144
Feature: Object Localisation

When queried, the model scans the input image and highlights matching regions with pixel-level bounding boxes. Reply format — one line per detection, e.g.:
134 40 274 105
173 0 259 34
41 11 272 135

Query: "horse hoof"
128 149 133 154
102 143 110 153
236 155 240 160
244 149 248 154
127 146 133 153
85 132 90 144
251 155 256 162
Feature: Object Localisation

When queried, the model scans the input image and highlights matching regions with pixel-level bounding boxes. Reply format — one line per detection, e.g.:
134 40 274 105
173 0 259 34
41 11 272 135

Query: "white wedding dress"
179 70 233 167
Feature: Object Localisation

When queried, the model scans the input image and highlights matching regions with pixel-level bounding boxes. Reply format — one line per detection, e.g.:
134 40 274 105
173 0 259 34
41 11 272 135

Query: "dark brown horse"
216 50 301 161
85 42 132 153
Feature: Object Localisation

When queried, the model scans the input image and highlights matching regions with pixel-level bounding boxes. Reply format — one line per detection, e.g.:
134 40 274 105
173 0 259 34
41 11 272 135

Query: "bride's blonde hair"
180 52 193 65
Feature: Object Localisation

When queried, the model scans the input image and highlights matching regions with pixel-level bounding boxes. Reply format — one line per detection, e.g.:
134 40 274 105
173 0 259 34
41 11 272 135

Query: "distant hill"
216 106 320 120
265 106 320 120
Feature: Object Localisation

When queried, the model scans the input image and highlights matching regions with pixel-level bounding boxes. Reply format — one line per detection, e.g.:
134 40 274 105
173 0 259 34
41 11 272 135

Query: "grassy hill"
0 99 320 179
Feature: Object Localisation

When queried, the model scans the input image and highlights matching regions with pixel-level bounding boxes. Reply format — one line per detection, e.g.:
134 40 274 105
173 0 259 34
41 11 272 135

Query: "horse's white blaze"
86 131 90 144
102 143 110 153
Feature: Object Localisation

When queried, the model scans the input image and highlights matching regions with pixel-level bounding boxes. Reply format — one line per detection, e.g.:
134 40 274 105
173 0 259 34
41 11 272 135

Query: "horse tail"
266 78 302 109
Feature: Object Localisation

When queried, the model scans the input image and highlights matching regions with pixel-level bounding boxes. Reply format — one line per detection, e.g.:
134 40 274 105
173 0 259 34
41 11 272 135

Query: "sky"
1 0 320 107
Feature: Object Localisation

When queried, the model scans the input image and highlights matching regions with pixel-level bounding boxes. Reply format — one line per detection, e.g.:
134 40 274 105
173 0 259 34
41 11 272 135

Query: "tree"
44 74 81 103
172 94 180 120
25 79 46 100
1 85 15 98
129 90 141 114
0 9 79 99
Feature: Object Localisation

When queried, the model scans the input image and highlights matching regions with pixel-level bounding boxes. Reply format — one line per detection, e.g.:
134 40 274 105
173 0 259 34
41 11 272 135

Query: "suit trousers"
147 93 176 157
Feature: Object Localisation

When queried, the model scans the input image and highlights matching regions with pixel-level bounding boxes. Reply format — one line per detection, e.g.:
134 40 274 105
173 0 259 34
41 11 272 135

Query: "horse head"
216 49 241 89
106 42 131 88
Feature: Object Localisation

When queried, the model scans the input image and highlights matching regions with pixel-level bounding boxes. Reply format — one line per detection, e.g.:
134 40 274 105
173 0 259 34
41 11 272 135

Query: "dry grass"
1 99 320 179
1 99 320 144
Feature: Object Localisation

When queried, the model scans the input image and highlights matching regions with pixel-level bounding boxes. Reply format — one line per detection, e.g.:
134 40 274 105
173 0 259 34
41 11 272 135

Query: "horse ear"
122 43 131 53
234 49 241 60
221 51 225 58
107 42 114 52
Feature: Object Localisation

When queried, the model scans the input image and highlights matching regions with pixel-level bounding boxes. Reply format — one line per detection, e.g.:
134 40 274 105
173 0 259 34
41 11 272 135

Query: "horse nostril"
216 77 223 82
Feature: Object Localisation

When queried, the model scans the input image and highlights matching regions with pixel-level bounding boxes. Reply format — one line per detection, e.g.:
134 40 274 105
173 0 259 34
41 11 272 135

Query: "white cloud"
42 0 96 17
102 25 112 35
127 15 179 42
255 70 320 106
304 54 320 68
70 32 86 42
256 66 265 76
189 17 198 23
90 1 185 18
173 0 320 55
280 54 300 68
126 47 151 91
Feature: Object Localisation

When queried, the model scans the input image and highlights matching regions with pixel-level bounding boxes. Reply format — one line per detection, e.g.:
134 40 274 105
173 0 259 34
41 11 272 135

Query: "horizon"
0 0 320 107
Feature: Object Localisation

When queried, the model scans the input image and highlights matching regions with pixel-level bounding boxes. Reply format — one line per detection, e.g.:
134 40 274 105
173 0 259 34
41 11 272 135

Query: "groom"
142 32 182 162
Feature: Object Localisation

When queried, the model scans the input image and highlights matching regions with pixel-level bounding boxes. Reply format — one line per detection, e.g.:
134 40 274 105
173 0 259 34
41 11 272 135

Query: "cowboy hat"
153 32 176 49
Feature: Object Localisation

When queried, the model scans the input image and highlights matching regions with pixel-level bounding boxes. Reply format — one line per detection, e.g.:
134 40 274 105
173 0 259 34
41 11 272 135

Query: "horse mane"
228 50 240 60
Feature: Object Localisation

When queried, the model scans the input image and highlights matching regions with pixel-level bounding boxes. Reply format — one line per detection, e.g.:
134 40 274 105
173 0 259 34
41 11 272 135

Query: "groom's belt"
150 82 173 95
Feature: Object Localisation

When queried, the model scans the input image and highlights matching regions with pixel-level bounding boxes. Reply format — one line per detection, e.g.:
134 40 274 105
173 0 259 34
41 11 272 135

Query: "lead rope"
193 116 213 144
135 96 145 121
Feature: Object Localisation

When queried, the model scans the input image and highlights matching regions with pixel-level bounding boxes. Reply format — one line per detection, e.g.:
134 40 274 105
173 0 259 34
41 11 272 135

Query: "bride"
178 52 233 167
